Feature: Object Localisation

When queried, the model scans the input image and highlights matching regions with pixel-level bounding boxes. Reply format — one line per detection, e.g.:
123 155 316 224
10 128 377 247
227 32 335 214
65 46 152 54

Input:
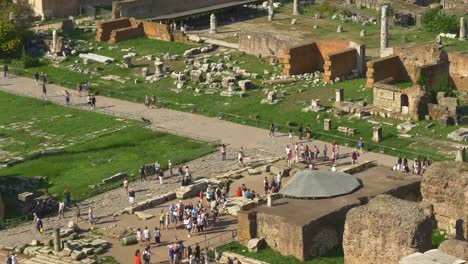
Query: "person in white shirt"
143 226 151 246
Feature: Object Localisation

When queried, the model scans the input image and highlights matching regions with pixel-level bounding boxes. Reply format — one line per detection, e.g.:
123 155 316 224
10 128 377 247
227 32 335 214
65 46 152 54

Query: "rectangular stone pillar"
324 119 331 131
460 17 466 41
267 194 273 207
237 211 257 244
335 88 344 102
372 127 382 142
455 147 466 162
53 227 61 252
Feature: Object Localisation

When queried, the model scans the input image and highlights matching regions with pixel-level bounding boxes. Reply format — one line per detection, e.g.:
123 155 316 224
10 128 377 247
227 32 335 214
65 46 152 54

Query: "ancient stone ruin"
343 195 433 264
421 161 468 240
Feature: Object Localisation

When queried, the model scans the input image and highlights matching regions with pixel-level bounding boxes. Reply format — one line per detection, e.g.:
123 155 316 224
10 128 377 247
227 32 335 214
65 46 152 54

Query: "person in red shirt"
135 249 142 264
236 187 242 197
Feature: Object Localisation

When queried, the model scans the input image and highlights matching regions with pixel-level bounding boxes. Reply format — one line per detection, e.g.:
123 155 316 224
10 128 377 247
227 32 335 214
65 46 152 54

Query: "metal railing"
187 229 238 250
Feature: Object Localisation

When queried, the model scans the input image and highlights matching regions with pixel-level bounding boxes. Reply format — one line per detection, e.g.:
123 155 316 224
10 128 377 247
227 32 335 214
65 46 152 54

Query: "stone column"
267 194 273 207
460 17 466 41
293 0 300 16
53 227 61 252
380 5 389 56
209 13 217 34
335 88 344 102
324 119 331 131
455 146 466 162
52 30 57 53
372 127 382 142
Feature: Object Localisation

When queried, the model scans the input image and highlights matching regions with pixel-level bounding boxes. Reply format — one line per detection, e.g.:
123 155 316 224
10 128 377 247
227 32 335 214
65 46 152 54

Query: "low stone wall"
109 24 145 44
340 160 376 174
122 191 176 214
323 48 357 82
220 251 268 264
102 172 127 184
142 21 171 41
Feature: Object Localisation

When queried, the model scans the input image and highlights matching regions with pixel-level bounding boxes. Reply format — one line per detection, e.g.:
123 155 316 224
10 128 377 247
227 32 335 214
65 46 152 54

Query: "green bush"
432 229 448 248
422 9 459 33
22 55 40 68
316 2 338 16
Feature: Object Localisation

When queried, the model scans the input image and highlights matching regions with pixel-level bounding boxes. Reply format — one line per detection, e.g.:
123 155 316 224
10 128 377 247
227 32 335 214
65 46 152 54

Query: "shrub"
422 9 459 33
22 54 40 68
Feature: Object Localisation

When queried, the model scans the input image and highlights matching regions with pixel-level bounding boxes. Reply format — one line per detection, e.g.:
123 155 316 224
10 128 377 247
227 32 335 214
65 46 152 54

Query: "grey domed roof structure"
279 170 361 199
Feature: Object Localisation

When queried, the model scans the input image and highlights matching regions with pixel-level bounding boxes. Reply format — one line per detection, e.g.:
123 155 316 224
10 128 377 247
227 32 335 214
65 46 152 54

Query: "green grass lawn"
219 242 344 264
0 91 215 218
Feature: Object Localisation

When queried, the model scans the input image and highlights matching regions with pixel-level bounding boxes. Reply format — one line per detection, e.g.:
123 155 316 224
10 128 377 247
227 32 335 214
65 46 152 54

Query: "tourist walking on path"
358 137 364 154
351 149 359 164
136 228 142 246
58 201 65 219
144 95 150 109
140 166 147 181
74 204 81 223
123 177 129 193
135 249 142 264
3 64 8 79
33 72 39 84
41 73 47 84
64 188 71 207
154 227 161 245
128 189 136 204
238 147 245 167
159 170 164 185
41 83 47 99
88 207 94 227
168 160 173 176
10 253 17 264
220 144 226 161
269 122 275 138
159 210 165 229
142 246 152 264
298 123 303 140
306 125 312 140
36 218 43 235
168 246 175 264
288 129 293 143
64 90 71 106
143 227 151 247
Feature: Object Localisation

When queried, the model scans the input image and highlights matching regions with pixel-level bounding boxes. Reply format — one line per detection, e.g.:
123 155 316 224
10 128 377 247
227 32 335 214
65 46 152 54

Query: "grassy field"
219 242 344 264
0 91 215 218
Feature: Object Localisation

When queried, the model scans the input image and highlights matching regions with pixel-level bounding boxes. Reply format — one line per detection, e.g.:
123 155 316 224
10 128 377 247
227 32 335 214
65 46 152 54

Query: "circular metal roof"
279 170 361 199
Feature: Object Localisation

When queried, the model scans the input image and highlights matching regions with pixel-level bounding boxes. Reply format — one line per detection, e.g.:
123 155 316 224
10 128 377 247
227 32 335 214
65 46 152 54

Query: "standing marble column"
293 0 300 16
460 17 466 41
380 5 389 56
209 13 217 34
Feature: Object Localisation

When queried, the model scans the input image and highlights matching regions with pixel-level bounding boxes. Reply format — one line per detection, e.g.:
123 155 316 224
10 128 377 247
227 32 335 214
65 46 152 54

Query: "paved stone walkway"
0 76 398 166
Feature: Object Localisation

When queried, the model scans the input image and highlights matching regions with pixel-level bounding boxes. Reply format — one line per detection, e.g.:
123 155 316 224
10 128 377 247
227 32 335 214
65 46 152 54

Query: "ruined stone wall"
256 213 305 260
421 161 467 240
109 23 145 44
393 45 447 83
115 0 242 19
237 210 257 243
448 52 468 91
323 48 357 82
366 55 407 87
171 31 190 44
239 31 301 59
283 42 321 76
28 0 82 18
373 82 404 112
142 21 171 41
96 18 132 42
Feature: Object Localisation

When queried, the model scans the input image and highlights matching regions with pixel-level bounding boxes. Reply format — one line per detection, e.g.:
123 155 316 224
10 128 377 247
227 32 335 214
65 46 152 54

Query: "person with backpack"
5 254 12 264
142 246 151 264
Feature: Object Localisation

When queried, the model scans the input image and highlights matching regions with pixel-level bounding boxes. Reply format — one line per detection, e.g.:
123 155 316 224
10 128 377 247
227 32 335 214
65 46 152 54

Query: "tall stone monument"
455 146 466 162
380 5 389 57
460 17 466 41
293 0 300 16
209 13 217 34
52 30 57 53
335 88 344 102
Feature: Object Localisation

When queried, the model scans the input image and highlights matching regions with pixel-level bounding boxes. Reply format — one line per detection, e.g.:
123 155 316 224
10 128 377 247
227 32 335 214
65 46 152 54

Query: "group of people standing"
393 156 432 175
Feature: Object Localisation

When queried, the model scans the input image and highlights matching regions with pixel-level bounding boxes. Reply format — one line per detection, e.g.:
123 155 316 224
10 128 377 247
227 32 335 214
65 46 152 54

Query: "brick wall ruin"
96 18 189 44
448 52 468 91
282 40 364 80
324 48 357 82
239 31 301 59
367 45 467 91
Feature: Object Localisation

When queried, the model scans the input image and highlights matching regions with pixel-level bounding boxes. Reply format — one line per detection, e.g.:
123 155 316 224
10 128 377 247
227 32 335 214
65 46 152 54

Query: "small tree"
422 8 459 33
0 20 22 56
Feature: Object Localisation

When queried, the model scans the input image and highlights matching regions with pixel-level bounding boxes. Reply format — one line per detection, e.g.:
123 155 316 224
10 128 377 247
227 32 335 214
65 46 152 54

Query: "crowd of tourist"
392 156 432 175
